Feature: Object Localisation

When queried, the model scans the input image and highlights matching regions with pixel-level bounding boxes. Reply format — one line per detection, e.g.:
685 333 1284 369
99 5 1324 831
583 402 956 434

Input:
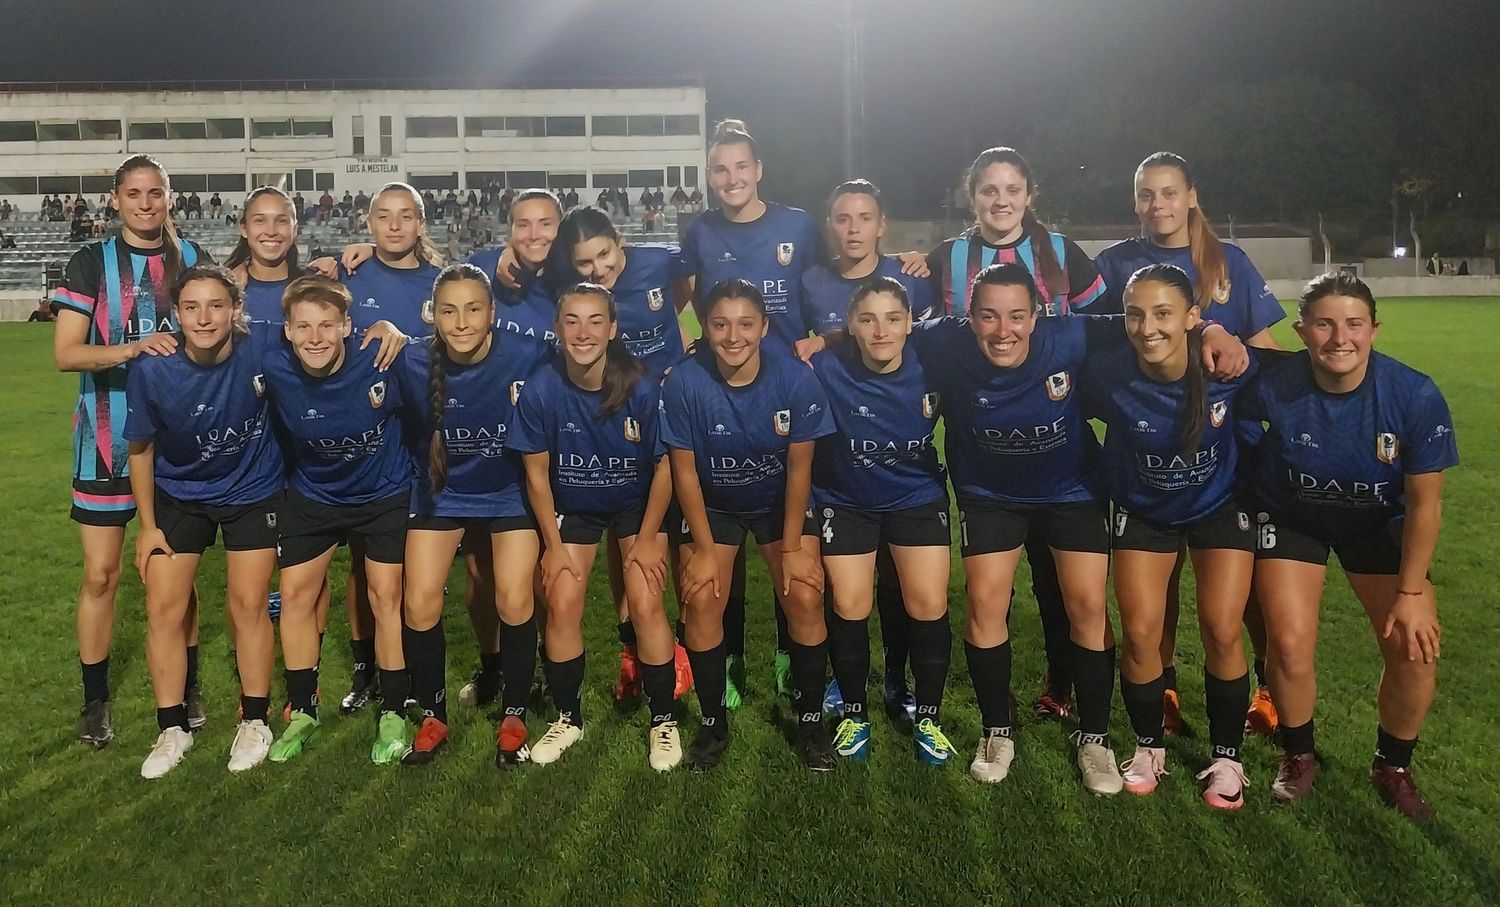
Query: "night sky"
3 0 1497 213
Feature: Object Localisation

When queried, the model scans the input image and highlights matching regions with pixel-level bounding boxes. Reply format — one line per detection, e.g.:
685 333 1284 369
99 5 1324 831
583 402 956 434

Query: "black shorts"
956 497 1109 558
1111 499 1255 554
155 489 280 555
277 490 409 568
70 476 135 526
670 504 818 548
1253 511 1402 576
407 512 537 534
817 499 951 556
557 503 648 546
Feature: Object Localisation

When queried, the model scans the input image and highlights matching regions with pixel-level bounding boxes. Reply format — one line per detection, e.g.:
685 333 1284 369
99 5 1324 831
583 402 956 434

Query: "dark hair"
426 263 495 493
962 147 1065 299
113 153 185 291
970 262 1045 312
828 179 883 216
509 188 562 224
171 263 248 335
1298 270 1378 320
553 205 620 277
698 276 766 324
849 275 909 316
1125 264 1206 456
224 186 300 273
558 282 645 416
1137 152 1228 310
281 274 352 319
371 182 446 266
709 118 758 160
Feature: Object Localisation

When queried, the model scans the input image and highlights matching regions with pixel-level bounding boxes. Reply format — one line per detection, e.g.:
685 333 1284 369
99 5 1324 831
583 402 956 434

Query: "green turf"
2 301 1498 905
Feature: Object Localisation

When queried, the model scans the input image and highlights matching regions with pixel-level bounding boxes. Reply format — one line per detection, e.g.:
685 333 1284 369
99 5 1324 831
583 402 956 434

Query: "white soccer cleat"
227 719 274 773
648 721 684 772
529 716 584 765
969 728 1015 783
141 727 194 780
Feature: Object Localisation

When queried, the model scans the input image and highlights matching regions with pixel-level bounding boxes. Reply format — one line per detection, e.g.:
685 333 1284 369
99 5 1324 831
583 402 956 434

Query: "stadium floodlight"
1393 246 1408 258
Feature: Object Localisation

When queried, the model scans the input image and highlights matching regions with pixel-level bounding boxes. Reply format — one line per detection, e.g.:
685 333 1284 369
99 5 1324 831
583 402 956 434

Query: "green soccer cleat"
724 655 744 711
772 650 793 701
371 711 412 765
268 711 321 763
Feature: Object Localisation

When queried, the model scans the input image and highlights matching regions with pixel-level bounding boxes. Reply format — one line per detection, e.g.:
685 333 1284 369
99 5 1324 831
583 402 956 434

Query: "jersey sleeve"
1403 379 1460 474
666 243 693 280
636 382 668 459
787 363 835 442
1077 312 1128 350
1227 247 1285 337
1063 238 1106 309
505 375 550 455
802 214 827 274
187 240 214 266
906 270 937 322
122 359 161 442
680 218 702 277
658 369 696 451
1087 244 1128 316
51 245 101 317
906 314 967 362
924 244 950 316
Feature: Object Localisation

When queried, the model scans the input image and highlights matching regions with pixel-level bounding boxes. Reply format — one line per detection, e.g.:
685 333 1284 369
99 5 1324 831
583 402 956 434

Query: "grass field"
2 300 1498 906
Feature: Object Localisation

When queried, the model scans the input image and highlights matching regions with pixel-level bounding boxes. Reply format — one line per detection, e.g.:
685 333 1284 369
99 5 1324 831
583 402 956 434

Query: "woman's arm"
523 451 578 596
1382 471 1444 663
779 439 822 595
127 440 172 579
623 455 674 595
53 309 176 372
669 447 720 601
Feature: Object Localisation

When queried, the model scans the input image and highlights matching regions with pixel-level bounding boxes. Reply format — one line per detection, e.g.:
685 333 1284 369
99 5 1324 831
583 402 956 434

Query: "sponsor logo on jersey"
252 374 266 397
777 242 795 267
647 287 665 311
361 297 378 308
854 404 876 419
1045 371 1071 401
1209 400 1227 428
192 403 214 416
710 423 732 436
1293 432 1320 448
509 380 525 405
774 409 791 436
1133 420 1156 433
421 298 434 324
1377 432 1400 464
623 416 641 442
368 380 386 408
921 392 940 419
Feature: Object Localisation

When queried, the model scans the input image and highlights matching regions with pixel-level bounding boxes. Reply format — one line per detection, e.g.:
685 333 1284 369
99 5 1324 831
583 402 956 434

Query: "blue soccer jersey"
660 348 835 516
682 202 825 351
507 357 666 517
1244 351 1458 539
340 257 441 339
1092 238 1285 338
263 336 412 506
909 315 1117 505
243 275 293 325
467 246 559 344
124 325 285 505
802 256 937 334
400 329 553 519
808 344 946 511
605 244 693 378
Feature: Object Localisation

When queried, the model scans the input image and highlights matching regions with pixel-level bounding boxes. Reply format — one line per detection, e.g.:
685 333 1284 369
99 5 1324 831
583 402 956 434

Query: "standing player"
509 283 684 771
51 153 209 747
397 264 551 767
662 278 837 771
225 186 302 325
1248 273 1454 820
924 146 1107 720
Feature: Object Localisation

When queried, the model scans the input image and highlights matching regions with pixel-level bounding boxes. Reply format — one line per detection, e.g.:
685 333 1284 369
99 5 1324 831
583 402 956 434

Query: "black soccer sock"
1120 672 1166 748
286 666 319 719
641 658 677 726
1070 642 1115 737
479 648 502 681
773 597 792 654
81 657 110 703
499 616 537 720
1254 657 1270 689
908 614 951 724
725 547 748 659
240 695 270 724
617 621 637 648
829 613 871 723
185 644 200 693
964 639 1013 732
687 642 728 737
874 548 910 679
1280 719 1316 756
1162 663 1178 693
350 637 376 686
544 654 586 727
1026 535 1072 696
378 667 411 715
1204 669 1250 761
157 703 189 732
404 622 448 723
788 640 829 728
1376 725 1418 769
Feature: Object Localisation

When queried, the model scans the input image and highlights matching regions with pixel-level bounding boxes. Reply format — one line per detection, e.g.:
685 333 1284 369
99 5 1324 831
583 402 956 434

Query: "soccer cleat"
1197 757 1248 810
227 720 274 773
402 717 450 766
1072 731 1123 796
269 710 321 763
370 711 412 765
913 718 955 766
459 668 501 709
185 687 207 730
141 726 194 779
969 728 1015 783
883 671 917 723
1032 674 1072 720
1246 686 1279 736
1163 687 1185 736
685 726 730 772
832 718 872 761
530 716 585 765
1271 752 1319 802
724 656 743 711
673 643 694 698
648 720 684 772
77 699 114 749
495 715 530 769
340 674 378 715
280 687 321 726
1121 745 1169 795
798 722 837 772
772 650 793 700
823 678 844 719
613 645 642 702
1371 759 1434 822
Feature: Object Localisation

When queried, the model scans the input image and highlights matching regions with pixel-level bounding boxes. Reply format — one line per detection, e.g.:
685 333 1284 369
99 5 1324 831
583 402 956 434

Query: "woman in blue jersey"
52 153 211 749
662 278 837 771
260 276 416 766
924 146 1108 721
225 186 303 324
509 283 683 771
808 277 954 767
125 266 283 778
1247 273 1454 820
396 264 552 768
1082 264 1260 810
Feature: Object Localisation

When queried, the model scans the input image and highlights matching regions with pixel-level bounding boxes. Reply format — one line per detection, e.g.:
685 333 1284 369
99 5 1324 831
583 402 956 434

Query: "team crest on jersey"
510 380 525 405
421 298 435 324
368 380 387 408
1212 278 1232 305
777 242 795 267
1209 400 1227 428
773 409 792 436
921 392 940 420
1045 371 1071 401
1377 432 1400 464
623 417 641 442
647 287 665 311
252 374 266 397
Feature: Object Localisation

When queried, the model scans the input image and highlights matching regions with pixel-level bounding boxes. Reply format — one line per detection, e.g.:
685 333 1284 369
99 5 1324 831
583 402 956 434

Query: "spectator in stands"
28 299 54 322
73 195 89 217
1458 259 1471 275
688 187 703 211
465 189 478 212
422 189 439 222
173 191 188 220
317 189 334 224
671 186 688 209
639 187 653 211
354 190 370 215
40 194 53 218
442 189 459 221
653 187 666 210
50 195 66 221
615 187 631 217
341 190 353 212
0 226 16 249
187 192 203 220
226 204 240 226
91 215 107 237
70 207 91 241
0 199 11 221
1426 251 1440 275
564 188 580 210
292 192 306 223
209 192 223 220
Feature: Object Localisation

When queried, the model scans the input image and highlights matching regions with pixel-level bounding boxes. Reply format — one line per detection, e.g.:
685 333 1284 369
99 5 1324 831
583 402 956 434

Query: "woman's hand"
781 545 824 596
623 533 668 595
134 527 174 581
680 544 721 602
